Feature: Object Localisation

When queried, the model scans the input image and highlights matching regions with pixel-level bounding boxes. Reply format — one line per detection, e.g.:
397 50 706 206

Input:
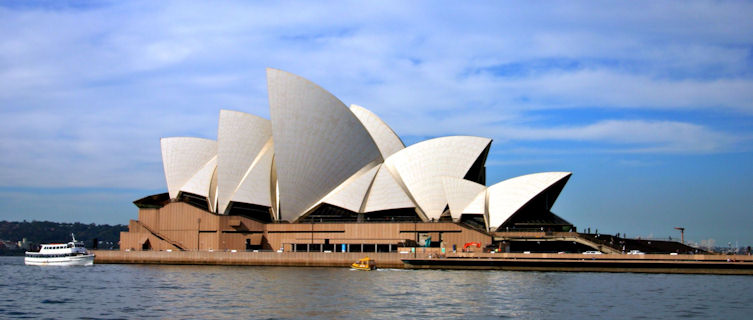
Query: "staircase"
132 220 187 251
492 231 622 254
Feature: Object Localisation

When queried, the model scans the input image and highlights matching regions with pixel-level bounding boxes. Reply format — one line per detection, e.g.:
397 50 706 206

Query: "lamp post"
674 227 685 244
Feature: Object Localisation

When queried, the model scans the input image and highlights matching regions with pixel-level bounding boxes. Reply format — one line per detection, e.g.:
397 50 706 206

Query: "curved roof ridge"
441 177 486 220
350 104 405 159
229 137 275 209
487 171 572 230
267 68 381 221
362 163 416 213
321 162 381 213
384 136 492 221
160 137 217 199
216 109 273 214
180 155 217 199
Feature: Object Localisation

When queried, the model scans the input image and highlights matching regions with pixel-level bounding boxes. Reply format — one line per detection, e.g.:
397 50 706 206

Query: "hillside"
0 220 126 254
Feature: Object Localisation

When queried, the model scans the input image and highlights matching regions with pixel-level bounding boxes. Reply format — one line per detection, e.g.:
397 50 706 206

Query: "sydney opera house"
120 69 576 253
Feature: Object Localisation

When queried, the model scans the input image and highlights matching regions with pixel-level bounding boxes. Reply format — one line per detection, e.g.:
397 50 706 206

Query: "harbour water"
1 256 751 319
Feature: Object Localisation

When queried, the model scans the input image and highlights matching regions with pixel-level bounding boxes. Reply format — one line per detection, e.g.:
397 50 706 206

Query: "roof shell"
180 155 217 199
487 172 572 230
362 164 416 212
230 138 274 209
267 68 382 221
350 104 405 159
441 177 486 220
161 137 217 199
384 136 492 221
216 110 273 214
321 162 381 212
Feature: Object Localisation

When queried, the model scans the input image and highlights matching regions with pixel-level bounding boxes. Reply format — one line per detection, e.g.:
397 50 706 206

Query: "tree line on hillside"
0 220 126 254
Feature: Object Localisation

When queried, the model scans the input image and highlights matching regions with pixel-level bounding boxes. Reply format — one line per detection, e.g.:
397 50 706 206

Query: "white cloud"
494 120 743 154
472 70 753 113
395 117 743 154
0 0 752 190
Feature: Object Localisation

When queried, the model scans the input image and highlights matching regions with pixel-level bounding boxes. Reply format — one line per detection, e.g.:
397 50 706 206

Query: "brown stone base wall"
95 250 408 268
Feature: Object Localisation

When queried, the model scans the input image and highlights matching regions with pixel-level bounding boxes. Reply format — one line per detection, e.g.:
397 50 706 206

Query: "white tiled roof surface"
156 69 572 226
350 104 405 160
161 137 217 199
322 162 380 212
362 164 416 213
487 172 572 230
441 176 486 220
216 110 273 213
267 68 381 221
384 136 491 221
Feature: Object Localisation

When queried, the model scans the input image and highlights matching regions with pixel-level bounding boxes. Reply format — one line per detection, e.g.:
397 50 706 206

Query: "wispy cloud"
497 120 743 154
0 0 751 191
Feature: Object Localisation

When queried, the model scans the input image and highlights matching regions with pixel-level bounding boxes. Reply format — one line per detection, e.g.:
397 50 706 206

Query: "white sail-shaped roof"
154 69 576 229
230 139 274 208
362 164 416 213
161 137 217 199
384 136 492 221
441 177 486 220
322 162 380 212
267 68 382 221
465 192 487 216
180 155 217 198
350 104 405 159
216 110 273 214
487 172 572 230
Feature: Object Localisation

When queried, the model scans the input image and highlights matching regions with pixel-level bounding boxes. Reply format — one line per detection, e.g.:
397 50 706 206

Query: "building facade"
120 69 573 252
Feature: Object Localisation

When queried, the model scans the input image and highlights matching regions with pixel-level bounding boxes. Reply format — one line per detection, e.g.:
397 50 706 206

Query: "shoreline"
92 250 753 274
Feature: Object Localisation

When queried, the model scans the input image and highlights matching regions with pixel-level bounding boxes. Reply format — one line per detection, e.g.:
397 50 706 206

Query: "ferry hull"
25 254 95 266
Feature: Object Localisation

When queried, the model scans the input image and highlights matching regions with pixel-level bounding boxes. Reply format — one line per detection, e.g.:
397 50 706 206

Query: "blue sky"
1 1 751 247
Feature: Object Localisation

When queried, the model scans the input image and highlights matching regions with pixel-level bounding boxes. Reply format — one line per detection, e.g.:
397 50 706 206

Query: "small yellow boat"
351 256 377 270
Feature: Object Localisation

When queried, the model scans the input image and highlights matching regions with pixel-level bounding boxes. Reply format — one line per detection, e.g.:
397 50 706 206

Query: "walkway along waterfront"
93 250 753 275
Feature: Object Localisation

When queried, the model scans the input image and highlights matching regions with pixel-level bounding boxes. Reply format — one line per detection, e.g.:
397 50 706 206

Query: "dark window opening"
463 143 490 185
227 202 274 223
365 208 421 222
496 177 573 232
178 192 210 211
133 193 170 209
460 214 487 231
300 204 359 222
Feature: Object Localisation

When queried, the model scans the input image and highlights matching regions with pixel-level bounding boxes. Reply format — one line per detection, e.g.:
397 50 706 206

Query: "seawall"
93 250 407 268
406 252 753 275
93 250 753 274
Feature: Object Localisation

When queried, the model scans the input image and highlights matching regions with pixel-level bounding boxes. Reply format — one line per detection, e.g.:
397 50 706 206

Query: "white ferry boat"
24 234 95 266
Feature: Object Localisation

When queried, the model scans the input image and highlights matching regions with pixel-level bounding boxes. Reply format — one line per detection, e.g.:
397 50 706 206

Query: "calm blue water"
1 256 752 319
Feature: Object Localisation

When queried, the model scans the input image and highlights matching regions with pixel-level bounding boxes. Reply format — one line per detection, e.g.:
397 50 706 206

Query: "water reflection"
1 257 752 319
